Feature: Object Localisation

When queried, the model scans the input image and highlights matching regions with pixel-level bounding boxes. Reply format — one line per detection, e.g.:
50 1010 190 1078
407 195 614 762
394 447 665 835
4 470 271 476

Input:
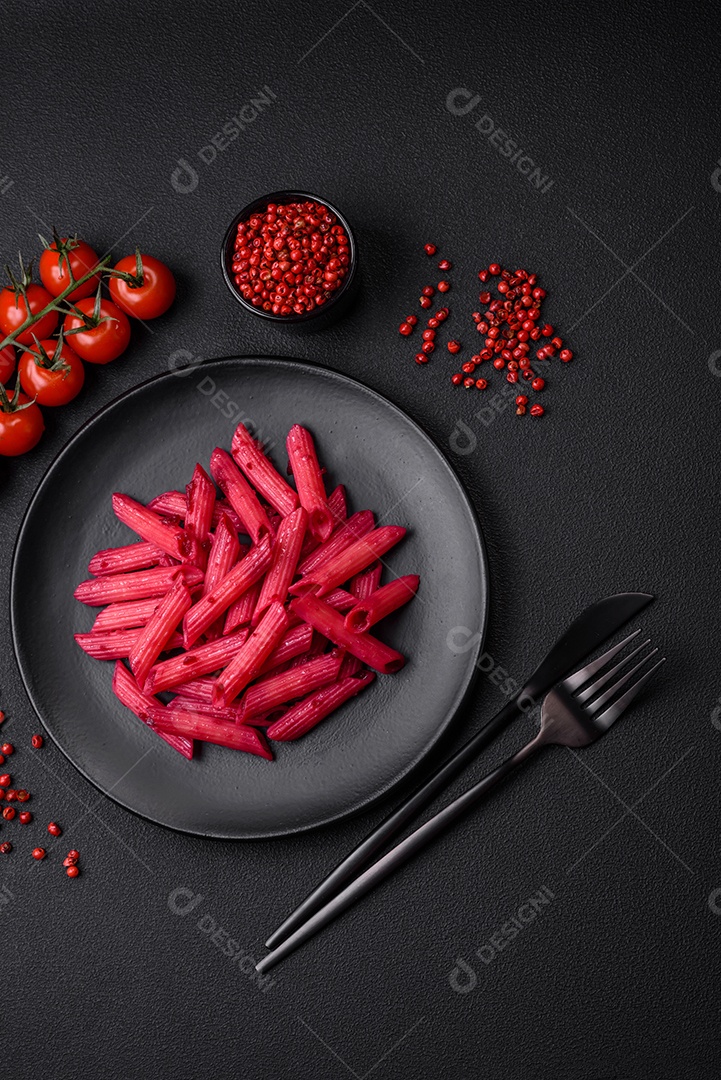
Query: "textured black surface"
1 1 720 1077
12 357 487 837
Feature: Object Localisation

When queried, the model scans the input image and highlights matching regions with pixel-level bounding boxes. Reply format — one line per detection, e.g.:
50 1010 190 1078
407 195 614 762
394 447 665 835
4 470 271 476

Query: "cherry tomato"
109 254 176 320
0 345 15 384
0 285 58 345
63 298 131 364
39 237 100 301
19 339 85 406
0 395 44 456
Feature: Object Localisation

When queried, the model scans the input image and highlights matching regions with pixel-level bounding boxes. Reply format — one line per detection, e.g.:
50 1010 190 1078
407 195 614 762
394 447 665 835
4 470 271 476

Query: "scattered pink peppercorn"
1 744 13 756
427 317 439 329
437 280 450 293
478 269 489 282
422 329 435 341
421 285 434 297
516 394 529 405
66 865 80 878
435 308 449 321
16 790 29 803
48 822 62 837
516 405 527 416
560 349 573 362
415 353 428 364
399 322 412 336
405 315 418 327
422 341 435 355
488 263 501 275
451 373 463 386
532 377 545 391
0 842 12 854
530 404 545 417
3 807 15 821
423 243 437 256
419 296 432 309
0 774 11 788
32 847 46 860
438 259 452 271
475 378 487 390
19 811 32 824
463 377 475 389
31 735 44 749
447 340 461 354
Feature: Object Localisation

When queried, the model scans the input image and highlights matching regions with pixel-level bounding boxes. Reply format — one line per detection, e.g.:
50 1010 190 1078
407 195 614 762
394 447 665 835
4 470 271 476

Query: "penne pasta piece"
286 424 333 542
147 705 273 758
253 507 307 625
297 510 375 576
75 628 184 660
210 448 274 545
166 696 245 725
92 597 163 632
349 561 382 600
298 484 349 563
112 661 193 759
112 493 187 560
338 653 363 678
291 526 407 598
204 512 243 592
88 540 164 576
185 464 216 570
183 538 272 648
145 629 249 694
74 565 203 606
223 579 261 635
255 624 314 677
170 676 216 704
129 581 193 688
289 593 405 674
214 601 289 705
345 574 420 634
241 650 344 721
149 490 244 534
231 422 299 517
267 671 376 741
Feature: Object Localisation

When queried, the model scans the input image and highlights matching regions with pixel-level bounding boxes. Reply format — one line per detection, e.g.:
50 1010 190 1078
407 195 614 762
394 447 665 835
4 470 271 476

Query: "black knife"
263 591 654 954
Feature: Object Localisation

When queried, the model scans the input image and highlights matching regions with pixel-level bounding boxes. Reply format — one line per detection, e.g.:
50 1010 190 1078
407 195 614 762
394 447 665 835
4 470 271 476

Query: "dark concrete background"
2 1 720 1077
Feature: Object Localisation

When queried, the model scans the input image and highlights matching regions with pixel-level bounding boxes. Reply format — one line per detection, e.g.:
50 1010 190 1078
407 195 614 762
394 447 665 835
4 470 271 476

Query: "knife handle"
264 695 521 950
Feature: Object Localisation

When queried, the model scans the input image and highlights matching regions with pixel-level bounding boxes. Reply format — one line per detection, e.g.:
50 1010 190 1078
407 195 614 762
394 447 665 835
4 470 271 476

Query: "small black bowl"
220 190 359 331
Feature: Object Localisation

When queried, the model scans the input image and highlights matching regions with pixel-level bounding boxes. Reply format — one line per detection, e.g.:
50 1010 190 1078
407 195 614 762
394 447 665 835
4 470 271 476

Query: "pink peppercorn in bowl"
221 191 358 329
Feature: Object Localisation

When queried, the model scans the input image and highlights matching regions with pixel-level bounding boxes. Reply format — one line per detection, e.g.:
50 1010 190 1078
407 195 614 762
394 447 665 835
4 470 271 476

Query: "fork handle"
257 731 545 974
265 697 522 950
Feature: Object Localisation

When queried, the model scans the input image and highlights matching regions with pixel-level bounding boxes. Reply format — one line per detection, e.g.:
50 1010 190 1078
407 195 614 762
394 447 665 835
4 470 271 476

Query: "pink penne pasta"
223 579 261 635
204 512 242 596
255 623 314 676
289 594 405 674
267 671 376 741
75 628 184 660
171 676 216 703
210 448 274 545
112 493 188 560
298 484 349 560
350 561 382 600
253 507 307 625
145 629 249 694
112 661 193 759
166 696 245 725
183 538 272 648
291 526 407 598
214 601 289 705
148 491 244 534
74 565 203 606
129 581 193 688
338 653 364 678
286 425 333 542
147 705 273 758
89 540 164 576
92 597 163 632
231 422 299 517
297 510 375 576
241 650 344 721
345 574 420 634
285 587 355 629
185 464 216 570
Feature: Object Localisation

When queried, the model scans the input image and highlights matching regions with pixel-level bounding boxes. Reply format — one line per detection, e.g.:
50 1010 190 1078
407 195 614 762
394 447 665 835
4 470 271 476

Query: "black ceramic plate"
11 358 488 838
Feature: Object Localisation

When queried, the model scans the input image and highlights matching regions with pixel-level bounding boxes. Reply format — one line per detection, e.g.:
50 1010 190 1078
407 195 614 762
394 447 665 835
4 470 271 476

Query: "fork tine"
591 657 666 731
576 638 652 704
563 629 642 692
586 649 659 716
